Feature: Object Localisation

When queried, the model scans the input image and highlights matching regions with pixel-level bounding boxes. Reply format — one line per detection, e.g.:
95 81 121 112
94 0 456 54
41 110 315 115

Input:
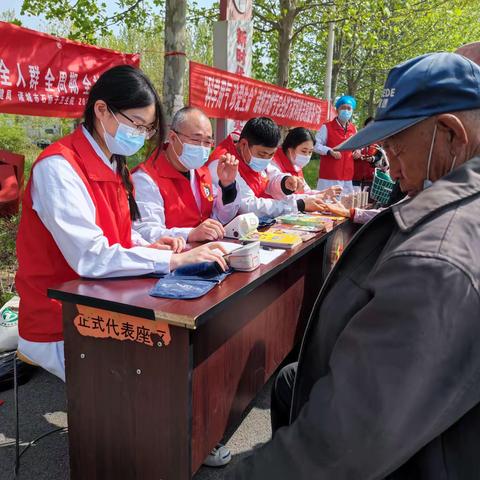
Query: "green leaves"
253 0 480 122
20 0 166 43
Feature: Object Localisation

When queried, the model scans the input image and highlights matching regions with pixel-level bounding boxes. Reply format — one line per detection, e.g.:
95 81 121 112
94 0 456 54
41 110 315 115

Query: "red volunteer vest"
16 127 133 342
319 118 357 181
208 135 272 199
353 145 376 182
135 149 213 228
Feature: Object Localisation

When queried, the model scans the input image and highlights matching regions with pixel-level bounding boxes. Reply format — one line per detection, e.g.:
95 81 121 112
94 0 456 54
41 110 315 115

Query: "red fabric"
208 135 272 198
0 164 19 216
0 150 25 214
353 145 376 182
190 61 334 130
0 21 140 117
0 165 19 202
318 118 357 181
135 149 213 228
16 127 133 342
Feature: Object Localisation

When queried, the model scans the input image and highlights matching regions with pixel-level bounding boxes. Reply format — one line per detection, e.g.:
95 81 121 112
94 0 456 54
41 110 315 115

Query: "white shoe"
203 443 231 467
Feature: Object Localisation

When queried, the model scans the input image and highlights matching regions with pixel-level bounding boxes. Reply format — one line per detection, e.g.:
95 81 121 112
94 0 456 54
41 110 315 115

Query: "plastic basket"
371 168 395 205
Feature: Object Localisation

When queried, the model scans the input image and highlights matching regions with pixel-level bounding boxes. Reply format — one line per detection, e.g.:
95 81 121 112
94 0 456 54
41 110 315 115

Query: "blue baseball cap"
337 52 480 151
335 95 357 109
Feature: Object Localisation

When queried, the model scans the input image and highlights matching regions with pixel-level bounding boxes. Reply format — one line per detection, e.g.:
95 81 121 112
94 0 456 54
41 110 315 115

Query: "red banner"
0 22 140 118
189 61 333 130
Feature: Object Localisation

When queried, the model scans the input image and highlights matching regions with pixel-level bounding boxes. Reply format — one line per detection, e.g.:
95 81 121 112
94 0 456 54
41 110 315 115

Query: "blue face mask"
178 142 211 170
246 144 272 172
338 109 353 122
102 114 146 157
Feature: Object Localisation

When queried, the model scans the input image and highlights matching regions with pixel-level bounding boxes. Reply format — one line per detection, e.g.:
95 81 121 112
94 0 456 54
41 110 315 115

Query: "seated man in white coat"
133 107 240 249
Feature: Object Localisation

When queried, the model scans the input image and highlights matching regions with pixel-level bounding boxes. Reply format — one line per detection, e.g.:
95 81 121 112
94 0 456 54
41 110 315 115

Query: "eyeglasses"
173 130 215 147
115 110 157 139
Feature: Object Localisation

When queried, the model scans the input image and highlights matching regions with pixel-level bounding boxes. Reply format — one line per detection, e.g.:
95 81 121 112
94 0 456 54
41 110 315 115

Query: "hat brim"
336 116 429 151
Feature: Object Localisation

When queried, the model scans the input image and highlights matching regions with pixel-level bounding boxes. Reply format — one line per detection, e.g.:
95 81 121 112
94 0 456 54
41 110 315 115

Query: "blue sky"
4 0 216 31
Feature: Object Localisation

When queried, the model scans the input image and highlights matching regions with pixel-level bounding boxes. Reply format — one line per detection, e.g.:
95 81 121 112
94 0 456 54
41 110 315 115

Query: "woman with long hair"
15 65 227 382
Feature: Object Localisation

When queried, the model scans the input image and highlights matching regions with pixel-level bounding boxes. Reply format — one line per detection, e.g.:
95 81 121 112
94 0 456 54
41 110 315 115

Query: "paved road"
0 368 272 480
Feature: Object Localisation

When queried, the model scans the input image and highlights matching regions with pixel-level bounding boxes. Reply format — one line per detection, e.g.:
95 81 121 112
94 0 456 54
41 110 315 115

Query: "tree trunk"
163 0 187 124
276 0 296 88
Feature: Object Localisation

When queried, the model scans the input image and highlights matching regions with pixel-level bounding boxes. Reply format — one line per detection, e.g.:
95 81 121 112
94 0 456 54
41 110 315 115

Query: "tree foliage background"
13 0 480 123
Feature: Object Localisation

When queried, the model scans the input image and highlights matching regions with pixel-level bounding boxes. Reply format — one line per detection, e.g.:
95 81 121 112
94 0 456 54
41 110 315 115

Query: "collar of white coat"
81 124 117 172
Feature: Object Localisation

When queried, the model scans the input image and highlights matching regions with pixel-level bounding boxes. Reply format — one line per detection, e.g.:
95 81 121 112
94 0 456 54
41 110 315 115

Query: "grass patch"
303 157 319 189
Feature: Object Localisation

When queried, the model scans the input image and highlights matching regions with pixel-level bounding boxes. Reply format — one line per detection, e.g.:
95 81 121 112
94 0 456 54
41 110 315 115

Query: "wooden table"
48 220 354 480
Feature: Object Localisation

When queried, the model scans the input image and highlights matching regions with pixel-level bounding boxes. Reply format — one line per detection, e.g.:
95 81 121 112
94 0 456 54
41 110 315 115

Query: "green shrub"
0 214 19 305
0 124 29 153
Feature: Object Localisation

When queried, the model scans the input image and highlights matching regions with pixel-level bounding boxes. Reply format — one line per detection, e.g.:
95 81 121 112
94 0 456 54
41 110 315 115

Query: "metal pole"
324 21 335 118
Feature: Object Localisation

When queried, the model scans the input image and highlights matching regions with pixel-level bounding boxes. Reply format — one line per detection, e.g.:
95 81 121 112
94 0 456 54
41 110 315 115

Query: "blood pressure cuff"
149 262 232 299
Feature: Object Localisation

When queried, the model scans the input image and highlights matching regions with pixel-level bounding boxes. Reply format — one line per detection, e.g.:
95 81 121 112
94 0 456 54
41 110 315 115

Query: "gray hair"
171 107 209 131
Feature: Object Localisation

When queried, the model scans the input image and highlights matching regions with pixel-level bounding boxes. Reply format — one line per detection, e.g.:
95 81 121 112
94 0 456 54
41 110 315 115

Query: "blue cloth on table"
257 216 276 228
149 262 232 299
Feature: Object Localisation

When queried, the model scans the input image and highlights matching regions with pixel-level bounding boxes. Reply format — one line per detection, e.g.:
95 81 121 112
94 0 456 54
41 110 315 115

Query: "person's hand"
187 219 225 242
353 149 362 160
303 196 328 212
325 199 351 218
170 242 229 271
217 153 239 187
318 185 342 200
330 149 342 160
148 236 186 253
285 175 304 193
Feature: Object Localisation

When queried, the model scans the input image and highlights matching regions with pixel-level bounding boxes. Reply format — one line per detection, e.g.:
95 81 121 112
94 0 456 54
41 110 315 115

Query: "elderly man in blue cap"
227 52 480 479
314 95 361 194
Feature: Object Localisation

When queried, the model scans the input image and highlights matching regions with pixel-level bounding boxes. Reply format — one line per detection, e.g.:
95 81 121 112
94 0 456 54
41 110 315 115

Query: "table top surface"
48 221 347 329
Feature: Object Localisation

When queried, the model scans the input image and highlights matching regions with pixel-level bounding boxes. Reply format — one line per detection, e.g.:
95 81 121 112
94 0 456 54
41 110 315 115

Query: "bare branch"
254 8 280 29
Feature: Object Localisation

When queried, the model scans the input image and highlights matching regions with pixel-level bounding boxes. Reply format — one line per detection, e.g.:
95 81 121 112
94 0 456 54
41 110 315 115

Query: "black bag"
0 351 37 392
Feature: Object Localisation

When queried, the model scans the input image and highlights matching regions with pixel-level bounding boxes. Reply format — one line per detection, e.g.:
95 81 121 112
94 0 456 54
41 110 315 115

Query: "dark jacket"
229 156 480 479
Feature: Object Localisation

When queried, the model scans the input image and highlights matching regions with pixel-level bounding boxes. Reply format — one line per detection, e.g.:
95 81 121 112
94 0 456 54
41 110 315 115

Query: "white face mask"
423 123 457 190
101 114 146 157
292 152 311 168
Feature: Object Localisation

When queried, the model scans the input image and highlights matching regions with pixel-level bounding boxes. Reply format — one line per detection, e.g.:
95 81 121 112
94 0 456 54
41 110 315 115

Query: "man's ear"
436 113 468 154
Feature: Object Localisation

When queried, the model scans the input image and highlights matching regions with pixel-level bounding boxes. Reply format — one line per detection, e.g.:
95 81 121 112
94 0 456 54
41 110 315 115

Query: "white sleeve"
208 161 240 224
131 228 150 246
209 159 298 217
271 158 314 195
237 173 299 217
132 169 192 243
265 163 290 199
31 156 172 277
302 181 313 194
313 125 331 155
